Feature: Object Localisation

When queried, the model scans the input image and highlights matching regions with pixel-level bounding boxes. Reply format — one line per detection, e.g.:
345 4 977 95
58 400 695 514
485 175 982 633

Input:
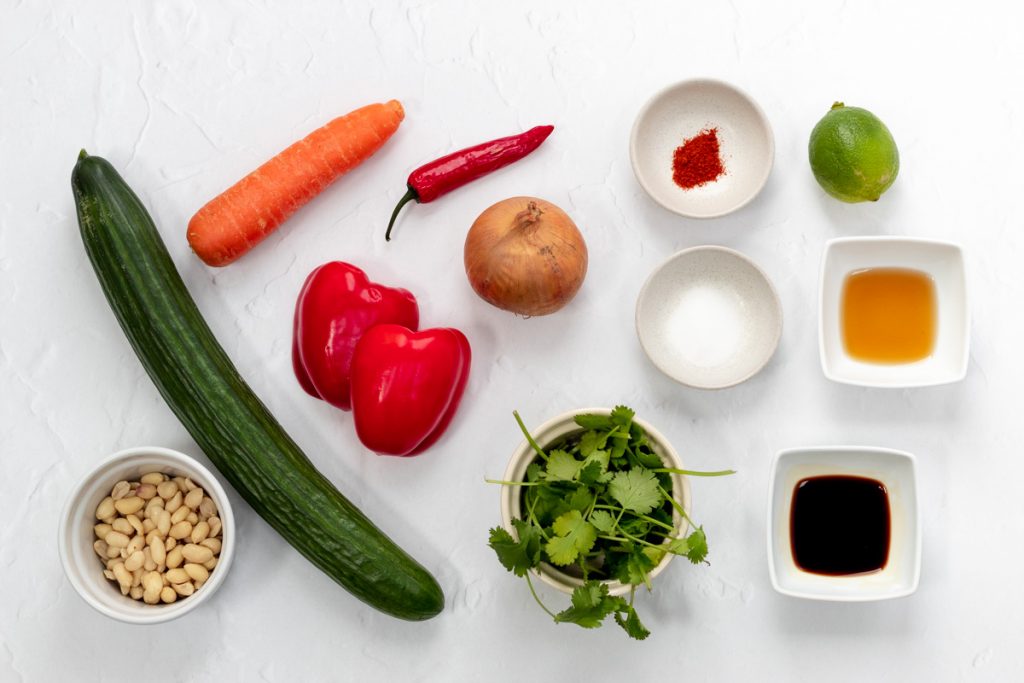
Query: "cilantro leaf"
610 405 635 428
578 460 603 486
554 581 627 628
613 545 655 586
545 510 597 566
666 536 690 556
578 449 610 485
525 461 542 482
574 413 613 431
608 468 662 515
488 520 542 577
588 509 616 533
546 450 581 481
579 430 609 457
635 447 664 469
684 526 708 564
565 486 594 513
614 605 650 641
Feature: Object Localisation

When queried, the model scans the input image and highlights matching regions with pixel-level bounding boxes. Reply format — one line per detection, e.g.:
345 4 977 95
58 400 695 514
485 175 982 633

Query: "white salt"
664 284 746 368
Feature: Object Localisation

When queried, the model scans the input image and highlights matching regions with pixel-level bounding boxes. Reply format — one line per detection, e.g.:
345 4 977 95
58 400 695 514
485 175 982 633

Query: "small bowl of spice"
630 78 774 218
58 446 235 624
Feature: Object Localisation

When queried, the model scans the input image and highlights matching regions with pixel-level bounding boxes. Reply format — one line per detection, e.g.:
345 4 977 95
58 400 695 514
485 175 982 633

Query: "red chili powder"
672 128 725 189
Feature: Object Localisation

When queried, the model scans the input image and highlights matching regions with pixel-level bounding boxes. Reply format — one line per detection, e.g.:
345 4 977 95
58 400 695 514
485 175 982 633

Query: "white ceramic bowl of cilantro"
499 407 693 596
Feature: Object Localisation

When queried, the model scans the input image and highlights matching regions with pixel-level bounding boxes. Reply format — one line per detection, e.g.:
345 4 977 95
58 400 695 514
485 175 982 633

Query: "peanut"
157 481 178 499
169 521 193 540
170 505 190 525
149 536 166 566
199 538 221 554
126 534 144 556
165 568 190 585
141 472 166 485
124 550 145 572
105 531 130 548
95 470 222 607
95 496 115 520
135 483 157 500
111 518 133 536
111 480 131 500
191 521 210 544
184 487 204 510
157 509 171 537
184 563 209 583
114 496 144 515
199 497 216 520
166 546 183 569
165 491 183 514
172 582 194 597
181 544 213 564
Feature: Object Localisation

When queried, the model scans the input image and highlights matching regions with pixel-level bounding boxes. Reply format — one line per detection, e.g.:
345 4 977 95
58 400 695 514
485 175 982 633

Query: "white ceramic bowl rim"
499 408 692 596
629 77 775 219
635 245 783 389
58 446 236 624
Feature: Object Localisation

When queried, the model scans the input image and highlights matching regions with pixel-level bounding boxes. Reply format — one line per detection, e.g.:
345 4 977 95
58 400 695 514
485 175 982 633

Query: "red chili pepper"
351 324 471 456
292 262 419 410
385 125 554 241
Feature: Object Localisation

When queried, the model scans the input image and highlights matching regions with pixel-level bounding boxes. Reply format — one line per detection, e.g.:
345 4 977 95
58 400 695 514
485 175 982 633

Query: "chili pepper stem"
385 187 419 241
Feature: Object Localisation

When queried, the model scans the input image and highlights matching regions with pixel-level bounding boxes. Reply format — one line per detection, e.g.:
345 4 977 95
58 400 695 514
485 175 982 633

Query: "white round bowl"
630 78 774 218
58 446 236 624
499 408 692 596
636 246 783 389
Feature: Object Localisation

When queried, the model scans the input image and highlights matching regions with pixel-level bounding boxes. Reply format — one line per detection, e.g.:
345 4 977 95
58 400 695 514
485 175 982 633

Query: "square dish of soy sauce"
767 446 920 601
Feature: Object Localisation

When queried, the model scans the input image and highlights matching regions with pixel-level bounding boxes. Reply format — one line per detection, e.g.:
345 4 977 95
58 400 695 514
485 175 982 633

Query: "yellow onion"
464 197 588 316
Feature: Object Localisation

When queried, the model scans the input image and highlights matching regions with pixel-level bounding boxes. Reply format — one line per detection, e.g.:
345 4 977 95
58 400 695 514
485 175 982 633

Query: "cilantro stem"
597 534 662 549
524 573 557 619
526 492 550 540
484 478 543 486
592 505 674 531
652 467 736 477
659 484 697 528
513 410 549 462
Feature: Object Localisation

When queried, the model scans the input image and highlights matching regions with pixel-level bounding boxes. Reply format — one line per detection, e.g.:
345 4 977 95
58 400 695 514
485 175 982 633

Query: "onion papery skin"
464 197 588 316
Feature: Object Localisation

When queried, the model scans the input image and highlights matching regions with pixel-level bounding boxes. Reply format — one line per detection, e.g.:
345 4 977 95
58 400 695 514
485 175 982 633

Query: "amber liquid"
790 475 890 576
841 267 937 363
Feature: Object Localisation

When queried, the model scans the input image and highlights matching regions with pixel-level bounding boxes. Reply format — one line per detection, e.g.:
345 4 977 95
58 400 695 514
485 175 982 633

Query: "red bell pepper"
351 324 471 456
292 262 418 410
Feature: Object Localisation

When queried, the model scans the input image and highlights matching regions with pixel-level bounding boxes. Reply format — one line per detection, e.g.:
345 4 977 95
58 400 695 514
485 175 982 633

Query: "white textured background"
3 1 1023 680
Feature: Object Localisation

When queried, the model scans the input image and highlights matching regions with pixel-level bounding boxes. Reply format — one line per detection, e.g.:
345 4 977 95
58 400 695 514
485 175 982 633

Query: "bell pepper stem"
385 187 419 242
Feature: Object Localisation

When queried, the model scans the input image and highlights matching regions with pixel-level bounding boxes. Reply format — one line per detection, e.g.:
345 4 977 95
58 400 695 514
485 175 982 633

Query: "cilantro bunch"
488 406 733 640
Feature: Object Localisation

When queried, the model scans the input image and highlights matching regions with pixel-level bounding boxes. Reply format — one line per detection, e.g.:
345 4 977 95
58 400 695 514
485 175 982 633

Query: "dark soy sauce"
790 475 890 576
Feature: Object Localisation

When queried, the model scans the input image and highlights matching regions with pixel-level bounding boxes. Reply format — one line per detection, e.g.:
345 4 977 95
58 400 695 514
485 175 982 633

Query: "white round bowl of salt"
636 246 782 389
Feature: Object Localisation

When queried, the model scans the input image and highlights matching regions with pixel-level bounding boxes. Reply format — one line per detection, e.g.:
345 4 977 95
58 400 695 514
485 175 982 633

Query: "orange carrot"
187 100 405 266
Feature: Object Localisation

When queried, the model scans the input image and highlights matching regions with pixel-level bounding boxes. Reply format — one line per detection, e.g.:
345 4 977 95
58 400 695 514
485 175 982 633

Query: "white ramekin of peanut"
59 447 235 624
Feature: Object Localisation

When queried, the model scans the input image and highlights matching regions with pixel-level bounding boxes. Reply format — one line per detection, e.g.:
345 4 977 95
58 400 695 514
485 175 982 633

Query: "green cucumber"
71 151 443 621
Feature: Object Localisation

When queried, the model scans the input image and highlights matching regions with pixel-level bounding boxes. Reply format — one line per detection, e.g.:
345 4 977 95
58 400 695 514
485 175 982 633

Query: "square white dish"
767 446 920 602
819 236 969 387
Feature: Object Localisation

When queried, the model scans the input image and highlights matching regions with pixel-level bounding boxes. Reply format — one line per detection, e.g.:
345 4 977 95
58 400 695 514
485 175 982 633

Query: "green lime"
808 102 899 202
